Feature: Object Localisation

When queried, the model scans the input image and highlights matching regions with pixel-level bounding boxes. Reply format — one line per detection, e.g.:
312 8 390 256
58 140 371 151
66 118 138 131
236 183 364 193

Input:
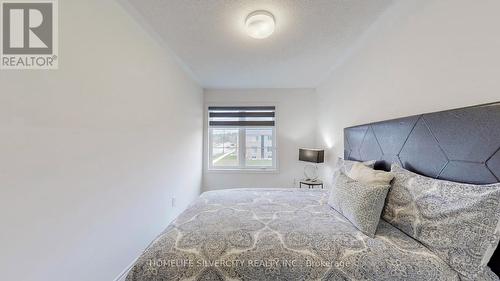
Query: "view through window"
208 106 276 170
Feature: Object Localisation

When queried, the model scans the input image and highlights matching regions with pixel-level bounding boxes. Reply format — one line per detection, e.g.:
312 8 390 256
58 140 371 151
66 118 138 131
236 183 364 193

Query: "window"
208 106 277 171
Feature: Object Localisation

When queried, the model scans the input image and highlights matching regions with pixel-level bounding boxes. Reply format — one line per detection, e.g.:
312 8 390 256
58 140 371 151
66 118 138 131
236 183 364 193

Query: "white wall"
0 1 203 281
317 0 500 185
203 89 317 190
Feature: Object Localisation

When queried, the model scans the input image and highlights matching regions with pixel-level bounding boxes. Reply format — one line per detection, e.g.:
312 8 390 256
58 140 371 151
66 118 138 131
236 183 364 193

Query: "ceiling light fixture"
245 10 275 39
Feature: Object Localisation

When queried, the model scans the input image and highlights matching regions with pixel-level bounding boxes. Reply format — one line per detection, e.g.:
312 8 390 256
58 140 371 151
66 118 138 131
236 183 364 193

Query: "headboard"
344 102 500 274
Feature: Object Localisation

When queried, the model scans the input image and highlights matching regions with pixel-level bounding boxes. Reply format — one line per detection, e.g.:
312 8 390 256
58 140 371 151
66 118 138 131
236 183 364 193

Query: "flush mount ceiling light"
245 10 275 39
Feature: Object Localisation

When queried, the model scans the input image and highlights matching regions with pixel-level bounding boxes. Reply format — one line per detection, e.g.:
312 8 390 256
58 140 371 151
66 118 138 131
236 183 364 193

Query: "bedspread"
126 188 498 281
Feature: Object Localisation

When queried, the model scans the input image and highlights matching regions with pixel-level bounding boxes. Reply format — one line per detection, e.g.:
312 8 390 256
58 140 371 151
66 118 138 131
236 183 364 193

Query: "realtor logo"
1 0 58 69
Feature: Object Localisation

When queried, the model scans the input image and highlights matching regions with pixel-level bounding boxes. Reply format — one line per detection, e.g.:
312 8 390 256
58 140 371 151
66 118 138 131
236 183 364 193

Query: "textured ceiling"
122 0 394 88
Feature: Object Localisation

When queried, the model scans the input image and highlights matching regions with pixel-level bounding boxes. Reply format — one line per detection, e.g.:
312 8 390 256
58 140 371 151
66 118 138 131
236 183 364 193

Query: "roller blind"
208 106 276 127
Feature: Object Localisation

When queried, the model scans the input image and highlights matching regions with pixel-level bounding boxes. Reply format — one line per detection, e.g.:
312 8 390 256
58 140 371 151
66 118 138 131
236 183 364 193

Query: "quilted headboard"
344 101 500 274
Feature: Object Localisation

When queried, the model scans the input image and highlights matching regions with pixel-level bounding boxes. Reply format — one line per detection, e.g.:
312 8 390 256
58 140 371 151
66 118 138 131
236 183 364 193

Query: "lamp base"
304 164 319 181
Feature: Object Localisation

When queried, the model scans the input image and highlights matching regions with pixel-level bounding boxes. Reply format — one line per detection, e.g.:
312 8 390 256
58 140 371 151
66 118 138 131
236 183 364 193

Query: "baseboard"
113 256 139 281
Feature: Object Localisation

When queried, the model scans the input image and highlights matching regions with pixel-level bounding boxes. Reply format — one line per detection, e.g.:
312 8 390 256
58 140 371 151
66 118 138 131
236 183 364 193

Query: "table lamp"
299 148 324 181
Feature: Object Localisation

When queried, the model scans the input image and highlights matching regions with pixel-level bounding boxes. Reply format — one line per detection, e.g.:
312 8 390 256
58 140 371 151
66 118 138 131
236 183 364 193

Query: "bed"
127 102 500 281
126 188 498 281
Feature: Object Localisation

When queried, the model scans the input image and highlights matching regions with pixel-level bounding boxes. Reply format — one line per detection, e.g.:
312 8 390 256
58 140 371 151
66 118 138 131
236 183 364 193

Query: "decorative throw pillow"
328 173 390 237
332 158 376 188
383 164 500 279
349 162 394 185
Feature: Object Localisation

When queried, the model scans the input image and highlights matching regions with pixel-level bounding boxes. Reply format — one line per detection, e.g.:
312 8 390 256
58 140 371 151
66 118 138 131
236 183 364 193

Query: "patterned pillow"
383 164 500 279
328 173 390 237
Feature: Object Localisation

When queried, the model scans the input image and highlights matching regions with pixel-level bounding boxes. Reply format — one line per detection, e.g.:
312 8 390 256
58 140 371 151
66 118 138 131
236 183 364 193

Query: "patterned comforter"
126 188 498 281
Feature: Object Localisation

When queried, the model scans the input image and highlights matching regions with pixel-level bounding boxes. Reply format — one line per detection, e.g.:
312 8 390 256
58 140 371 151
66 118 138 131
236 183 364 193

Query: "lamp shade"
299 148 324 163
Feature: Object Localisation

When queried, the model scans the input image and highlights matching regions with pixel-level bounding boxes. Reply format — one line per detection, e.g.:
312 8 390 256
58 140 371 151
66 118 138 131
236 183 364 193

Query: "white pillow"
332 158 376 188
335 157 376 174
349 162 394 185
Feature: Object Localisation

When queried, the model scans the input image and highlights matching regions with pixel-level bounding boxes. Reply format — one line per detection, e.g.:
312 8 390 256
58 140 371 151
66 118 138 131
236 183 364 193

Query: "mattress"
126 188 498 281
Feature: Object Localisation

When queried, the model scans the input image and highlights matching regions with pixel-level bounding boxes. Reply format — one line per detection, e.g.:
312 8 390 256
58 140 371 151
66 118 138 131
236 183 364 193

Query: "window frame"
206 104 279 173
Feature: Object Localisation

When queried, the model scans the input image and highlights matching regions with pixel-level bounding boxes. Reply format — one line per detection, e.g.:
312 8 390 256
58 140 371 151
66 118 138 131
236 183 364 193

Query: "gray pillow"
328 173 390 237
383 164 500 279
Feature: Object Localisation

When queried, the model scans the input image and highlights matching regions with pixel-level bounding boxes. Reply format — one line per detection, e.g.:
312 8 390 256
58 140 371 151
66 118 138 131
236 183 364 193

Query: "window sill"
207 168 279 174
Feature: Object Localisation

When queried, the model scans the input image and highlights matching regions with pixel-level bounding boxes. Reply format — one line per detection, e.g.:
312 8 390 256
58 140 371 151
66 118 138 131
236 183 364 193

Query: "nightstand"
299 180 324 189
